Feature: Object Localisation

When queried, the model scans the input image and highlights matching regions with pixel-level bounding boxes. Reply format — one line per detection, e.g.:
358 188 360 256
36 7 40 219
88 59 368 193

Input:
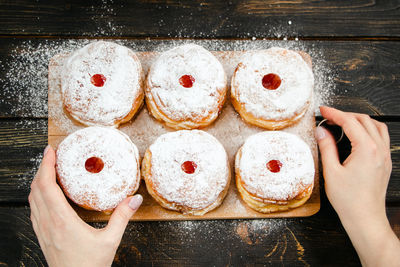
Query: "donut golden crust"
235 131 315 213
235 149 313 213
142 149 230 215
231 95 308 130
61 41 144 127
56 127 141 213
231 47 314 130
142 130 230 215
145 44 227 130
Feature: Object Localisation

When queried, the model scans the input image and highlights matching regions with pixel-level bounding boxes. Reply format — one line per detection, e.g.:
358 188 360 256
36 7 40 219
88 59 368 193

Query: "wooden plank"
0 0 399 38
0 39 399 118
47 49 319 221
0 203 398 266
0 119 400 204
0 119 47 202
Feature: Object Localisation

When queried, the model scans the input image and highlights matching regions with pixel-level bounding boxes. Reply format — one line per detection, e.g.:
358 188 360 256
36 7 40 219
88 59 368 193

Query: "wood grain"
0 0 399 38
0 1 398 265
0 203 398 266
0 119 46 202
0 39 399 118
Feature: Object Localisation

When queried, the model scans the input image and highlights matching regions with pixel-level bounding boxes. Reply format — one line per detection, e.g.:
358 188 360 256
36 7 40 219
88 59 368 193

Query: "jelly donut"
56 127 141 212
61 41 144 127
231 47 314 130
235 131 314 213
145 44 227 130
142 130 230 215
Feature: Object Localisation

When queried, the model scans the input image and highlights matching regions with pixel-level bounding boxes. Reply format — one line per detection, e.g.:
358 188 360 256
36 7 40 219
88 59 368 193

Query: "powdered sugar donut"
231 47 314 130
235 131 314 213
56 127 141 212
142 130 230 215
61 41 144 127
145 44 227 130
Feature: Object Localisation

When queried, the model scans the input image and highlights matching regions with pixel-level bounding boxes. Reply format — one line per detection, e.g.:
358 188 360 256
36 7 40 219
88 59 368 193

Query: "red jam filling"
85 157 104 173
90 74 106 87
181 161 197 174
262 73 281 90
266 160 282 173
179 75 195 88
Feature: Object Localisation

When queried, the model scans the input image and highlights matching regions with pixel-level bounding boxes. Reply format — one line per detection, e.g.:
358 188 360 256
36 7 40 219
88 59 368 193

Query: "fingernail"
315 126 326 141
43 145 51 156
128 194 143 211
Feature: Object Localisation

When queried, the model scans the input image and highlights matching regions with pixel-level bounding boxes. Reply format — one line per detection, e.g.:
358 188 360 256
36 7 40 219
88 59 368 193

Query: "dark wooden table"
0 1 399 266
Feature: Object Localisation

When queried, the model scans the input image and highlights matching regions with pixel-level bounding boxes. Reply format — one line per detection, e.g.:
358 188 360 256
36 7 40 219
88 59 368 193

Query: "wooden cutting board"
48 48 320 221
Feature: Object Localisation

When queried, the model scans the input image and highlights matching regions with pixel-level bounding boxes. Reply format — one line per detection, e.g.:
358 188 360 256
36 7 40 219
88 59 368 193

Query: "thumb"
36 145 57 183
315 126 341 172
105 194 143 240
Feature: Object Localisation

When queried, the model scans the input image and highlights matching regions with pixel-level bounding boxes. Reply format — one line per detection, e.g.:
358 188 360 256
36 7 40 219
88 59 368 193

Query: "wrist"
338 208 396 266
335 199 387 231
339 206 390 237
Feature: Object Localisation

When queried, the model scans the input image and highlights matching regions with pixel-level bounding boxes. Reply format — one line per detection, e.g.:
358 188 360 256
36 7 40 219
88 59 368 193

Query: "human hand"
28 145 143 267
315 106 399 266
315 106 391 223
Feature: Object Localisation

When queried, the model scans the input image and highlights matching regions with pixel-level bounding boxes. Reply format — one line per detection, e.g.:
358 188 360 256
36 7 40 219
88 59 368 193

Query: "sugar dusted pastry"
61 41 144 127
231 47 314 130
142 130 230 215
56 127 141 212
235 131 315 213
145 44 227 129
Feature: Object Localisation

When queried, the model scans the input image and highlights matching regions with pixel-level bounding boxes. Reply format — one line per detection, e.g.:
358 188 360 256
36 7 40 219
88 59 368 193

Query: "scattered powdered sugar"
87 0 123 36
148 130 229 211
0 39 91 117
56 127 140 211
231 47 314 120
17 153 42 190
1 38 328 221
147 44 226 122
0 39 334 119
61 41 142 126
238 131 315 201
10 119 47 190
236 218 288 240
101 218 288 247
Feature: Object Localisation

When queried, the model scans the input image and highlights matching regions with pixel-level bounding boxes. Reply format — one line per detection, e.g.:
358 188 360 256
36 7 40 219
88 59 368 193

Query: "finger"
104 194 143 242
372 120 390 149
35 146 76 214
315 126 341 170
349 113 382 146
320 106 369 148
40 181 75 215
36 145 57 185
